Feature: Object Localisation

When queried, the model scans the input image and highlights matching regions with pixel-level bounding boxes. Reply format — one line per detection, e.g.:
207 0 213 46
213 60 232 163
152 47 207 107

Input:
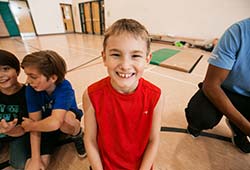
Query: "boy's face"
23 66 57 94
0 65 19 91
102 33 151 94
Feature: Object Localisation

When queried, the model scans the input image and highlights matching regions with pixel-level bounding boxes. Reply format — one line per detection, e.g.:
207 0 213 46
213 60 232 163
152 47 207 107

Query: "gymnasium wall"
26 0 72 35
103 0 250 40
8 0 249 39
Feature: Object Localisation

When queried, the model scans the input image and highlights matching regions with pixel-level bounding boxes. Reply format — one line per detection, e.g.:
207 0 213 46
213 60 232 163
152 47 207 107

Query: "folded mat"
150 48 180 65
150 48 202 73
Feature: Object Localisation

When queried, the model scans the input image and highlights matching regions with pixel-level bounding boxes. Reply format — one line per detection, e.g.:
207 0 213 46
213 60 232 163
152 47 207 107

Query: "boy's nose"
120 57 131 70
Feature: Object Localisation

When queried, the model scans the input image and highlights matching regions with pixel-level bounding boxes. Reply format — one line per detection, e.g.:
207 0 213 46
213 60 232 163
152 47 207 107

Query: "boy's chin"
32 87 42 91
0 82 13 89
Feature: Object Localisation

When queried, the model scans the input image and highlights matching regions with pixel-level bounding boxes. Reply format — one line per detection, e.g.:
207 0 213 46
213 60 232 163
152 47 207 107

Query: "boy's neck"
45 83 57 96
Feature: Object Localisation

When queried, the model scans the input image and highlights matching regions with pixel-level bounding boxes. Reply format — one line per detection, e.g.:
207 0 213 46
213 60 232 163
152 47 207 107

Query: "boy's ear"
50 74 58 83
102 51 106 61
102 51 107 66
146 53 152 64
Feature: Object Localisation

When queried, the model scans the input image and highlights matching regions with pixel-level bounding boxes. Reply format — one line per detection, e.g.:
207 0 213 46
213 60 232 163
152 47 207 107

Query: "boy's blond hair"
21 50 66 85
103 18 151 55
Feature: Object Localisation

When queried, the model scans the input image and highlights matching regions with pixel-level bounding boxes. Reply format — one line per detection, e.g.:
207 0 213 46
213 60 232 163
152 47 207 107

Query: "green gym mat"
150 48 180 65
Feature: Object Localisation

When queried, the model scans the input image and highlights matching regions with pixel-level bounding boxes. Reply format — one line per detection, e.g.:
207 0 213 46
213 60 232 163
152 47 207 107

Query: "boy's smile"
117 72 134 78
0 66 19 94
102 33 151 94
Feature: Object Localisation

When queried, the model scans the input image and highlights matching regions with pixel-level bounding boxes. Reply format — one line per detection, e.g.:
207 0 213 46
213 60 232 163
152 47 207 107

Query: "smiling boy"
83 19 164 170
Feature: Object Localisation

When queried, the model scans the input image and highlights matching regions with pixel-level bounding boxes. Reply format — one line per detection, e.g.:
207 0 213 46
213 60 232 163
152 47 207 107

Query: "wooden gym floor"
0 34 250 170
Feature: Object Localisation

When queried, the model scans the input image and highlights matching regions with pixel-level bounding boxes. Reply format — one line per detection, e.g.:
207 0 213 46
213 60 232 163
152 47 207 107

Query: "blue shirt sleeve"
52 80 76 111
208 23 241 70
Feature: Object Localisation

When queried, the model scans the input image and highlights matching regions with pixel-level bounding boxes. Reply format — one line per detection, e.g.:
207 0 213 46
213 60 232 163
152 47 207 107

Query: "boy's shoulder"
57 79 72 88
88 77 109 94
54 79 74 95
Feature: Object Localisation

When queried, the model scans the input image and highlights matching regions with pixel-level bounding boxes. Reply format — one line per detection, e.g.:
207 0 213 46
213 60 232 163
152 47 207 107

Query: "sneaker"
225 118 250 153
72 128 87 158
187 125 201 138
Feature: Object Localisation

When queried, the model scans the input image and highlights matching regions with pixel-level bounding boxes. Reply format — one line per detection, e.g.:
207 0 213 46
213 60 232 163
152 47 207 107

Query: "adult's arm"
203 64 250 135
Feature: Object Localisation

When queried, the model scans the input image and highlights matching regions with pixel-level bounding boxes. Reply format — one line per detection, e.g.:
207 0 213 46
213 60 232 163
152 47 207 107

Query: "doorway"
79 0 105 34
60 4 75 33
9 0 36 37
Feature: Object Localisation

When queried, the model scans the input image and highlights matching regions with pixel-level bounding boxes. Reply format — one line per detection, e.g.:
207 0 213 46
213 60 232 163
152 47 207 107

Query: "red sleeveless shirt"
88 77 161 170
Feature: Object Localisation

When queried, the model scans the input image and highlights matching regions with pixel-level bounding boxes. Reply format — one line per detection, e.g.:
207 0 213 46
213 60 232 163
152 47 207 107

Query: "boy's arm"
22 109 66 132
23 84 69 132
83 90 104 170
139 93 164 170
26 111 45 170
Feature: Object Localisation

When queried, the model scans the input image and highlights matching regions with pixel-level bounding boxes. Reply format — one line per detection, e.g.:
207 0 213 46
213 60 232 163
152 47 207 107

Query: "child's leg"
9 134 29 170
60 111 86 157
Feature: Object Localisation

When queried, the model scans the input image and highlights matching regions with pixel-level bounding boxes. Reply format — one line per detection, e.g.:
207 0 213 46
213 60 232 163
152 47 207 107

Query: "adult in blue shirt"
185 18 250 153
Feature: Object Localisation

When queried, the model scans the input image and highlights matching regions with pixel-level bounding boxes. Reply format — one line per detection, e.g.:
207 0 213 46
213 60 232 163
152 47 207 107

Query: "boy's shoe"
72 128 87 158
225 118 250 153
187 125 201 138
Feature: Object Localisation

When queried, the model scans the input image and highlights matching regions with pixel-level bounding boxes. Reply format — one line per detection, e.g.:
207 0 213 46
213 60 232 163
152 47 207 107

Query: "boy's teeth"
119 73 132 78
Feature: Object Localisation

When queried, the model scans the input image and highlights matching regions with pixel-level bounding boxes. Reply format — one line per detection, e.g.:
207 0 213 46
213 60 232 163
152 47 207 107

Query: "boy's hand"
26 158 45 170
0 118 18 134
21 117 34 132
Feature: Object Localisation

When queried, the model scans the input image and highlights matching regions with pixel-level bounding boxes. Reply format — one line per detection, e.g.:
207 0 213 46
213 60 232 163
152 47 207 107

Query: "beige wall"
27 0 72 35
103 0 250 39
23 0 250 39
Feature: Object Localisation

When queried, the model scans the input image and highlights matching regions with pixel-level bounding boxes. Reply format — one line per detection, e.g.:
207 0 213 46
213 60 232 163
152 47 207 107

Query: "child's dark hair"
103 18 151 55
0 49 20 74
21 50 67 85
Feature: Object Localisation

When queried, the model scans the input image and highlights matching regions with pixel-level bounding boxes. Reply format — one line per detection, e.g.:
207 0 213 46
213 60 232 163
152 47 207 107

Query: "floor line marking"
147 70 197 87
